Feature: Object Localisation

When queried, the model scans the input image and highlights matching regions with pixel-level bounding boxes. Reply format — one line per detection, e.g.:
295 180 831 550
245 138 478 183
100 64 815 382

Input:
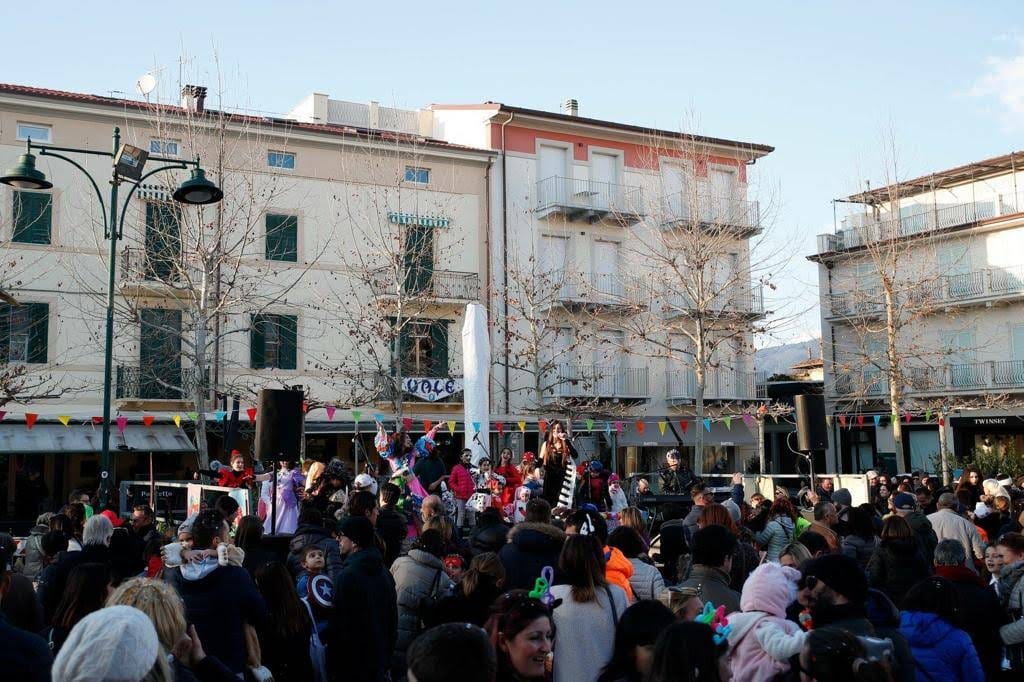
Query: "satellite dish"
135 73 157 96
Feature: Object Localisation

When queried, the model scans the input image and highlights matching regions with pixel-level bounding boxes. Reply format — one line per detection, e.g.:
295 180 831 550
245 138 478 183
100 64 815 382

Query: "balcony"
368 267 480 303
370 363 465 405
661 193 761 236
831 370 890 399
832 361 1024 402
543 364 649 402
535 176 644 225
120 248 198 294
666 368 760 403
665 285 765 319
815 193 1023 255
116 365 207 404
539 271 650 311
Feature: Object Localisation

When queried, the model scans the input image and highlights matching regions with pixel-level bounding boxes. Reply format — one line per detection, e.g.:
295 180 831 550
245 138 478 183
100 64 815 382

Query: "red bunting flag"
495 421 505 435
25 413 38 429
302 401 309 414
538 419 548 434
246 407 257 423
635 420 645 434
680 420 689 434
116 415 128 433
938 417 945 426
423 420 433 433
0 411 5 421
142 415 155 427
857 415 865 427
92 416 103 425
839 415 848 428
403 417 413 432
904 412 912 424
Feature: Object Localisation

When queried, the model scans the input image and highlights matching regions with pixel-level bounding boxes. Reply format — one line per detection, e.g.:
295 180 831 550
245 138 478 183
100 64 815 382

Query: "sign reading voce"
388 212 451 228
403 376 463 401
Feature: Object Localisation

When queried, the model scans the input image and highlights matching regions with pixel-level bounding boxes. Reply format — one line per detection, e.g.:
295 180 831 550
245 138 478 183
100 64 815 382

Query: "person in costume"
495 447 524 509
259 460 305 534
540 420 578 508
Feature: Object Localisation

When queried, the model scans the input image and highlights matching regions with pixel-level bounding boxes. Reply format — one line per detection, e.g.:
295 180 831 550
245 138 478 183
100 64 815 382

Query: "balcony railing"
832 370 889 398
116 365 206 401
667 368 759 402
666 285 765 318
368 267 480 302
834 360 1024 400
816 192 1024 255
543 271 650 308
661 193 761 234
544 364 649 401
120 247 193 285
535 176 644 224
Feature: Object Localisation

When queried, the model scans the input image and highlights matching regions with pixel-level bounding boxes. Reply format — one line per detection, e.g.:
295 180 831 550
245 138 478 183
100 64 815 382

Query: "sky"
4 1 1022 346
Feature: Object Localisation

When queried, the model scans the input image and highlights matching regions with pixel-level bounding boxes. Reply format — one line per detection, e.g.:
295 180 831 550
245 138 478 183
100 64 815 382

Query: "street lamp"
1 127 223 507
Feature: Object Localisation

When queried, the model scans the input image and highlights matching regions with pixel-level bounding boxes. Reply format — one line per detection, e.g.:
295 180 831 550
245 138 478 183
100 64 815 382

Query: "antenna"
135 73 157 97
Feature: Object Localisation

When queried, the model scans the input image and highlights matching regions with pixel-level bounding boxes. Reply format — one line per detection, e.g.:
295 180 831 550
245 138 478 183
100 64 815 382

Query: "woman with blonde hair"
619 507 650 548
778 541 812 570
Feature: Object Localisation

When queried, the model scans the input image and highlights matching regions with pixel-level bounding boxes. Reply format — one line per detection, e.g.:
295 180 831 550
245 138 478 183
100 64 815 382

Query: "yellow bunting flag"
58 415 71 426
173 414 181 428
658 421 667 436
447 420 456 435
518 420 526 433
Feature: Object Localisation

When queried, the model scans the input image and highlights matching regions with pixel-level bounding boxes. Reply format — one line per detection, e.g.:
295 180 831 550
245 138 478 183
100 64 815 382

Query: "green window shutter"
278 315 298 370
0 303 10 363
250 314 266 369
402 224 434 293
266 214 298 262
12 191 52 244
430 321 448 377
145 202 181 279
27 303 48 364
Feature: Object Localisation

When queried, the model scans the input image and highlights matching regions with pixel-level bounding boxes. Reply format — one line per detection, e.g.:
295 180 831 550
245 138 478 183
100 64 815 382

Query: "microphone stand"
472 432 491 460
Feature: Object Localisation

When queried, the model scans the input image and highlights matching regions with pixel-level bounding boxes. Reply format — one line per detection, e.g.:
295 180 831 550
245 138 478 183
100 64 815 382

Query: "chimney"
181 85 208 114
562 98 579 117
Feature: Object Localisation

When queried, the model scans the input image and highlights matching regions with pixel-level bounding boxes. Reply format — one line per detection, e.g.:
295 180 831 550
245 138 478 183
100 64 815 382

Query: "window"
265 214 298 262
267 151 295 170
149 139 180 156
0 302 48 364
404 166 430 184
397 320 448 377
12 190 52 244
16 123 51 143
250 314 297 369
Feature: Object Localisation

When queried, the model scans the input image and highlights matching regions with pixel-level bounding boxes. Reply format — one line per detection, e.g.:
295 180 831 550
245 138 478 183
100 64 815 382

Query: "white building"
810 151 1024 473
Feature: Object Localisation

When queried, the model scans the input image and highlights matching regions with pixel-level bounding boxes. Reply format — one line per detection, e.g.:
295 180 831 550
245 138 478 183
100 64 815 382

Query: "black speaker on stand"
254 388 304 534
794 394 828 485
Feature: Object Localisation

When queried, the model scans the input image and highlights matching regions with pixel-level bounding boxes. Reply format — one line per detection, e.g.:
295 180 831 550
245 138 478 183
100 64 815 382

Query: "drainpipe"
499 112 515 415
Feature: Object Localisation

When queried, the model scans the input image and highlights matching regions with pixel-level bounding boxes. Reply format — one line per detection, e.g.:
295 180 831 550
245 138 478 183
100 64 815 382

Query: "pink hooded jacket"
725 563 804 682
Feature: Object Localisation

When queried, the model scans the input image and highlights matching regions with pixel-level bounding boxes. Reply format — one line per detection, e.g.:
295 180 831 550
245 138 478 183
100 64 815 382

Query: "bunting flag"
826 415 834 427
116 416 128 433
757 403 768 417
938 416 945 427
839 415 848 428
472 421 481 433
680 420 689 434
0 411 5 421
187 412 199 422
302 401 309 414
741 414 753 428
857 415 865 427
214 410 227 422
142 415 155 427
25 413 38 429
635 420 645 434
703 418 712 433
723 415 732 430
658 421 667 436
925 408 932 422
605 421 612 437
374 414 384 423
518 420 526 433
495 421 505 435
246 407 257 423
614 421 624 434
873 414 881 428
326 406 336 421
585 418 595 432
403 417 413 431
173 414 181 428
58 415 71 426
352 410 362 422
538 419 548 434
447 420 456 435
424 420 433 432
904 412 912 424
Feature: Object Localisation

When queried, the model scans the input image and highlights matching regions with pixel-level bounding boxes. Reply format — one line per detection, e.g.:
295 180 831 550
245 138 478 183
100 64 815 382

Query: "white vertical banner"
462 302 490 465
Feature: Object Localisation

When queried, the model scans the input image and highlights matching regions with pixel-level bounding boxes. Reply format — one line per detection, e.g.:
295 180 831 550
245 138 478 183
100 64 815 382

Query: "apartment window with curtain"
12 190 53 244
397 320 448 377
0 302 48 363
250 314 298 369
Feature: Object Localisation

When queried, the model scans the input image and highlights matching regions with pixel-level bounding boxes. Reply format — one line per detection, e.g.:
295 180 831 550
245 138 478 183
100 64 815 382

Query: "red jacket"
495 465 523 507
217 467 254 488
449 464 475 501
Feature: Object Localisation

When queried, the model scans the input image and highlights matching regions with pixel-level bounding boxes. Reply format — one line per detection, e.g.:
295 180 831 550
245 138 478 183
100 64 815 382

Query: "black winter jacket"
327 548 397 682
498 522 566 591
867 537 931 605
377 506 409 568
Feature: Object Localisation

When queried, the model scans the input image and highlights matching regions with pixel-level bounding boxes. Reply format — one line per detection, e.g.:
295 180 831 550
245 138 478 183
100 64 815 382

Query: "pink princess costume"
376 425 436 537
261 466 305 534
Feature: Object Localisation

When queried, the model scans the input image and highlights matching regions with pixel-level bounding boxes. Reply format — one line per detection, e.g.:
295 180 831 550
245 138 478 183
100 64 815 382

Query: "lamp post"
1 127 223 507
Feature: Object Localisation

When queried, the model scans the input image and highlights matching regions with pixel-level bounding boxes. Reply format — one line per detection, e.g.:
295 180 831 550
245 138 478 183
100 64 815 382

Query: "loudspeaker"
795 394 828 452
254 388 304 460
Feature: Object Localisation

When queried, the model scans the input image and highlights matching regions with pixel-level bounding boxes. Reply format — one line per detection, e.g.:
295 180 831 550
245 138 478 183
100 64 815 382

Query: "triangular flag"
116 415 128 433
614 421 624 434
741 414 753 428
857 415 865 427
173 414 181 428
0 411 5 421
142 415 155 427
938 416 945 427
538 419 548 434
214 410 227 422
447 420 456 435
658 421 667 436
925 408 932 422
826 415 834 427
25 413 38 429
703 418 712 432
326 406 336 421
586 418 595 432
605 421 612 436
495 421 505 435
403 417 413 431
904 412 912 424
839 415 848 428
374 414 384 422
472 421 481 433
424 420 433 432
518 420 526 433
723 415 732 430
246 407 257 423
635 420 645 434
680 420 689 434
301 401 309 414
874 414 882 428
187 411 199 422
58 415 71 426
352 410 362 422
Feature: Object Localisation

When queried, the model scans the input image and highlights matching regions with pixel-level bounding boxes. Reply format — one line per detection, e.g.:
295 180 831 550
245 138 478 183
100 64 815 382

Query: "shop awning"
615 421 757 447
0 424 196 454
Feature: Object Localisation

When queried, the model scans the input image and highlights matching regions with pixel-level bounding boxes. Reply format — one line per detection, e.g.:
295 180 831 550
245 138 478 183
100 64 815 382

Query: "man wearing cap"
329 515 397 682
659 448 694 494
0 546 52 680
891 491 937 565
927 492 985 573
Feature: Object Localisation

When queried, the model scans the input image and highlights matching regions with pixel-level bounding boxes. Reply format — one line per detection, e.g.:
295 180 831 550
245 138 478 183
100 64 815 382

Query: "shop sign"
950 416 1012 428
403 377 463 401
388 212 451 228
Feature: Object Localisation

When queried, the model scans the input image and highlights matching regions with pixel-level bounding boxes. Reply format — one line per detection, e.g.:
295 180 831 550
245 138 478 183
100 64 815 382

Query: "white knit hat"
354 473 379 496
974 502 991 519
52 605 159 681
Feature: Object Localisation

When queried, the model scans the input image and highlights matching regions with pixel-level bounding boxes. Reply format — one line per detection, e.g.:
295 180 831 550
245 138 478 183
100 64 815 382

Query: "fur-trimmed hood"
507 521 566 546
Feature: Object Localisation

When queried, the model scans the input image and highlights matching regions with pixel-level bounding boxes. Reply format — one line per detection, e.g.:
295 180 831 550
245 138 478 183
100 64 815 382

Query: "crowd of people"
3 428 1024 681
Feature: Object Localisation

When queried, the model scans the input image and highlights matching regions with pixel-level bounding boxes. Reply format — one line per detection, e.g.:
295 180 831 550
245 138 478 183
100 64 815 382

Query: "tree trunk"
194 315 210 468
938 410 951 485
883 287 906 471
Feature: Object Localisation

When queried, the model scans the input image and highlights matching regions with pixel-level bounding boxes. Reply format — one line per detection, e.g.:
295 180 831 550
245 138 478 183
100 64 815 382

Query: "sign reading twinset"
388 212 451 228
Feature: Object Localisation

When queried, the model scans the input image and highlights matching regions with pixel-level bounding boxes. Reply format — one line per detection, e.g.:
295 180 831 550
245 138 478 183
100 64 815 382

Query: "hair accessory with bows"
528 566 555 606
695 602 732 645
